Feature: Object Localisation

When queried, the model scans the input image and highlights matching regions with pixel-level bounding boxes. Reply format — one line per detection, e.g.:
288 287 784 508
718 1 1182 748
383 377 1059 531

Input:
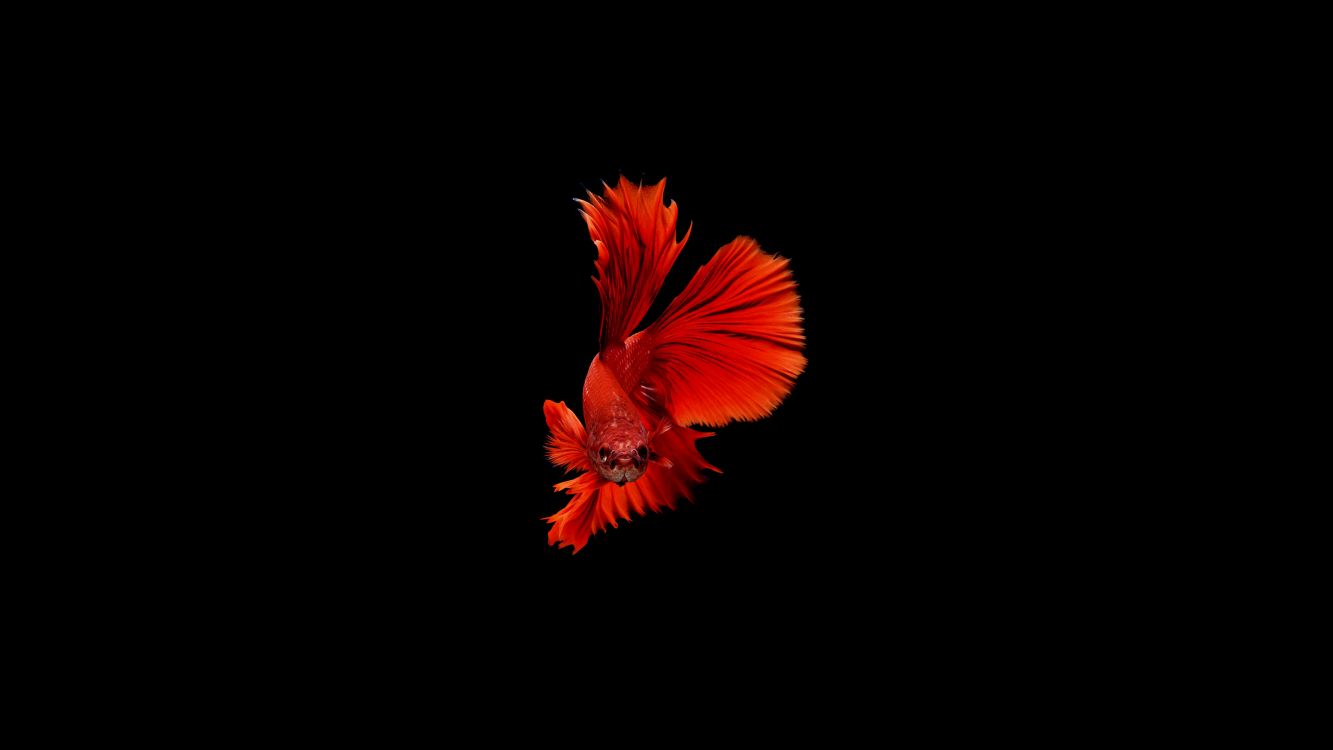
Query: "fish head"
591 433 649 486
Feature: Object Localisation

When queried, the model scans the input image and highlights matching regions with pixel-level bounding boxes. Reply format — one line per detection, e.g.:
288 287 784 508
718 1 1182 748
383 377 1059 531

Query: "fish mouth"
598 463 644 486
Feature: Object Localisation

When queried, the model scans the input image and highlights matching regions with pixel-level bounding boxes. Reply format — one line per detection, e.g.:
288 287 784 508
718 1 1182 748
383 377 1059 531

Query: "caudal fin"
578 176 691 351
546 423 718 553
645 237 806 427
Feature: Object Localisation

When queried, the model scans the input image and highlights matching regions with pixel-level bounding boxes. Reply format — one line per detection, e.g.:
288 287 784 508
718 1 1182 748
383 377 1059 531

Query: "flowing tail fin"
545 423 718 553
578 176 691 351
644 237 806 427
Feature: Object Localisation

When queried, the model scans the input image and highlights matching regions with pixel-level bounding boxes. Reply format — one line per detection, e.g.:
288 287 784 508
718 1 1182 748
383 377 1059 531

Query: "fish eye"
598 447 610 461
636 446 647 460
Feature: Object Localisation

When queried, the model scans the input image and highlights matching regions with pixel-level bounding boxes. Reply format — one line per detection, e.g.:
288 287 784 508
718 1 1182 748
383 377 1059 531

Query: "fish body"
544 177 805 551
582 353 649 485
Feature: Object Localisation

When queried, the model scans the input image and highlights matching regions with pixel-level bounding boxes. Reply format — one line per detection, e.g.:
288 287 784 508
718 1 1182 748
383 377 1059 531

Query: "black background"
202 103 1114 635
68 24 1203 714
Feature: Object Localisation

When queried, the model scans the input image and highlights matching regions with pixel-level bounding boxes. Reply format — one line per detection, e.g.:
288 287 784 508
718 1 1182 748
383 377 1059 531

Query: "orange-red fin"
545 423 718 553
578 176 691 351
645 237 806 427
543 400 590 472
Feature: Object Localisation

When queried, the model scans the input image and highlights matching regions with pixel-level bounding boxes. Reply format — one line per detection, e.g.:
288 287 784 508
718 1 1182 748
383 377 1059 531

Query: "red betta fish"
542 177 806 552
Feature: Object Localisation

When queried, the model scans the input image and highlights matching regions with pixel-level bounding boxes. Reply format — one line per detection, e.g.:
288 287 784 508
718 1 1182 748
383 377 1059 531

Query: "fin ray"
543 400 590 472
581 176 690 350
645 237 806 427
